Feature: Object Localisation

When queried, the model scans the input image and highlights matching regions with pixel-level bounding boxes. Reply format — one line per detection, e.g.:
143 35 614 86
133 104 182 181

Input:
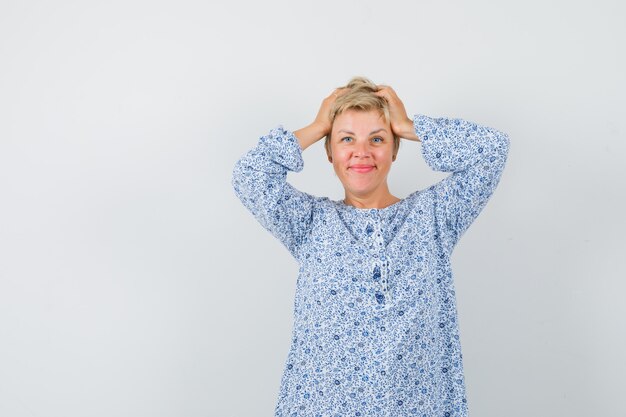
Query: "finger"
330 88 346 99
377 85 398 98
375 89 398 103
374 90 390 101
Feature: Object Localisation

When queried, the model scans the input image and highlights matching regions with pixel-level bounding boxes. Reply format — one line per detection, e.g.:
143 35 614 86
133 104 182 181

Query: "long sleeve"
232 126 316 260
415 114 510 255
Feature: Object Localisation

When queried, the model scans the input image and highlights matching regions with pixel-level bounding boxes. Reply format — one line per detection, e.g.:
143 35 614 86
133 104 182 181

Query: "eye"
341 137 353 143
372 137 384 143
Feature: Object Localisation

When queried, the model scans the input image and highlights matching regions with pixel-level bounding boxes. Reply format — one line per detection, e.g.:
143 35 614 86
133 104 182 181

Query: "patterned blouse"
232 114 510 417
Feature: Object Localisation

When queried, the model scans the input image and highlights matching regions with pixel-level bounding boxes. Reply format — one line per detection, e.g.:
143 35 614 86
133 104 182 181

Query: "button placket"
368 211 392 304
379 255 390 295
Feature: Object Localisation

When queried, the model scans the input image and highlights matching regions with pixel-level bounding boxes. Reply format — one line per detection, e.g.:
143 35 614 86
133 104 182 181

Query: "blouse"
232 114 510 417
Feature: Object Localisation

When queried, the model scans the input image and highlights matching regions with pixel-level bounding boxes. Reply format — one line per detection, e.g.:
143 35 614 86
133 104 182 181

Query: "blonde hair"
325 76 400 157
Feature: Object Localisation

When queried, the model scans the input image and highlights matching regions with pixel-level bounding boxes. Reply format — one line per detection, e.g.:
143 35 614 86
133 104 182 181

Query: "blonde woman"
232 77 510 416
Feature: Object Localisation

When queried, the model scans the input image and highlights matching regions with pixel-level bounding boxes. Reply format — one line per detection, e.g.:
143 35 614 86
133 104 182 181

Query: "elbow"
231 157 250 202
231 159 241 192
495 130 510 159
495 132 511 173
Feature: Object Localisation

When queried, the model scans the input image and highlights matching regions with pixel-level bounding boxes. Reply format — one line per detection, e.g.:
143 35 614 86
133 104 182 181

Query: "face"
328 109 395 199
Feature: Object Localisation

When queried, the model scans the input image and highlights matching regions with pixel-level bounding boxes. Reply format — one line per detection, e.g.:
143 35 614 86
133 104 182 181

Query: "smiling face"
328 109 396 200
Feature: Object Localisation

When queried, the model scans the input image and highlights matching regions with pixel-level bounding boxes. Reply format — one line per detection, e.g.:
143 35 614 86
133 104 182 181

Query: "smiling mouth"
349 165 375 173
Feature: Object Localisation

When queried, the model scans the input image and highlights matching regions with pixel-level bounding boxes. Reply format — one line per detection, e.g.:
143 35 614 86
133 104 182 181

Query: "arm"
294 88 347 150
232 89 342 260
232 126 315 260
293 122 328 151
231 88 346 259
415 114 510 254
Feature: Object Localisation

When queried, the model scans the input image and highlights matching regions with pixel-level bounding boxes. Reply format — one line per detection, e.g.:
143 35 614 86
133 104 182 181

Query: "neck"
343 187 400 209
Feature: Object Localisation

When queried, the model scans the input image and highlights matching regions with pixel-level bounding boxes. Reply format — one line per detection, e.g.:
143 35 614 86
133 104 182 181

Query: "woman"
232 77 509 417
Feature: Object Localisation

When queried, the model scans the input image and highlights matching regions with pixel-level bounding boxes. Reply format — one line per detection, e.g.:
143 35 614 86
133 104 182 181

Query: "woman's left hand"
374 85 420 141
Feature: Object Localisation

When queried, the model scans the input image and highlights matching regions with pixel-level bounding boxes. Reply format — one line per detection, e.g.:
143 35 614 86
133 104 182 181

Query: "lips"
349 164 375 173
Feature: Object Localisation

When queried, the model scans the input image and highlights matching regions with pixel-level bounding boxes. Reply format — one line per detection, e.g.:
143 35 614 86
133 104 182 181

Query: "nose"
353 140 372 158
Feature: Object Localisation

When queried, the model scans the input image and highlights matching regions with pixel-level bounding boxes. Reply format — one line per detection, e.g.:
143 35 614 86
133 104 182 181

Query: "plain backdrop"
1 1 624 416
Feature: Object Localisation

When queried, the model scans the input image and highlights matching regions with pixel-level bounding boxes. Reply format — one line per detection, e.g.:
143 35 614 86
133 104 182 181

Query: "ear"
325 137 333 163
392 154 397 162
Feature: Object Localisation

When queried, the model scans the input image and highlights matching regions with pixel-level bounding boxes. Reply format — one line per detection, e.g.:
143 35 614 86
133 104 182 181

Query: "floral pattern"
232 114 510 416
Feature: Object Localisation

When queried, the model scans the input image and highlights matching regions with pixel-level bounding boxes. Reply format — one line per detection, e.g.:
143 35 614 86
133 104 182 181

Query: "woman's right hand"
313 88 346 136
295 88 346 151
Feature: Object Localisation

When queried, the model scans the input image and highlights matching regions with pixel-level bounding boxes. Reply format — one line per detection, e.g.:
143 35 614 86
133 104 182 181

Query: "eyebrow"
337 128 388 135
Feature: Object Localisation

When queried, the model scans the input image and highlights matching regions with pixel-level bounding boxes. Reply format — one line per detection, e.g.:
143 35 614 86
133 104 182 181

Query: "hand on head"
294 87 348 151
374 85 419 141
294 80 419 151
313 87 348 137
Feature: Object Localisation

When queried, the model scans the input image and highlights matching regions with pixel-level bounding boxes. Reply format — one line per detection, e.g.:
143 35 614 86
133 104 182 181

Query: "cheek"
332 153 351 174
375 148 394 161
331 148 349 162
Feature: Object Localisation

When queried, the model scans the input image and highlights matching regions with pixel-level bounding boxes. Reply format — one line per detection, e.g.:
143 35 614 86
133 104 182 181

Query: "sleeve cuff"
413 114 434 142
258 125 304 173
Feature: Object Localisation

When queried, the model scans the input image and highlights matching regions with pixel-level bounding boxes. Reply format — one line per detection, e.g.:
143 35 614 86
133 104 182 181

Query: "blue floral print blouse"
232 114 510 417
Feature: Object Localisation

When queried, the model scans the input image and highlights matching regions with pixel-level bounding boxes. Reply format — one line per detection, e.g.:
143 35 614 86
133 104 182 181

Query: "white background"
1 1 624 416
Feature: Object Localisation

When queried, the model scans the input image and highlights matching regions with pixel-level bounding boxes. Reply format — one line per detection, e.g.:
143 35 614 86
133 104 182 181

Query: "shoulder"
404 189 430 207
312 195 336 214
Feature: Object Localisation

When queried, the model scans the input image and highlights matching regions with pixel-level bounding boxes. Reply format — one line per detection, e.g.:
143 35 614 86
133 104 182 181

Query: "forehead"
332 109 389 133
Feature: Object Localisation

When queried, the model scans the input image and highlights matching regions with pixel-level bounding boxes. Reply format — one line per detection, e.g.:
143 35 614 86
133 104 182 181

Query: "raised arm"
416 114 510 254
232 89 346 260
232 126 315 260
294 87 347 150
374 85 509 253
